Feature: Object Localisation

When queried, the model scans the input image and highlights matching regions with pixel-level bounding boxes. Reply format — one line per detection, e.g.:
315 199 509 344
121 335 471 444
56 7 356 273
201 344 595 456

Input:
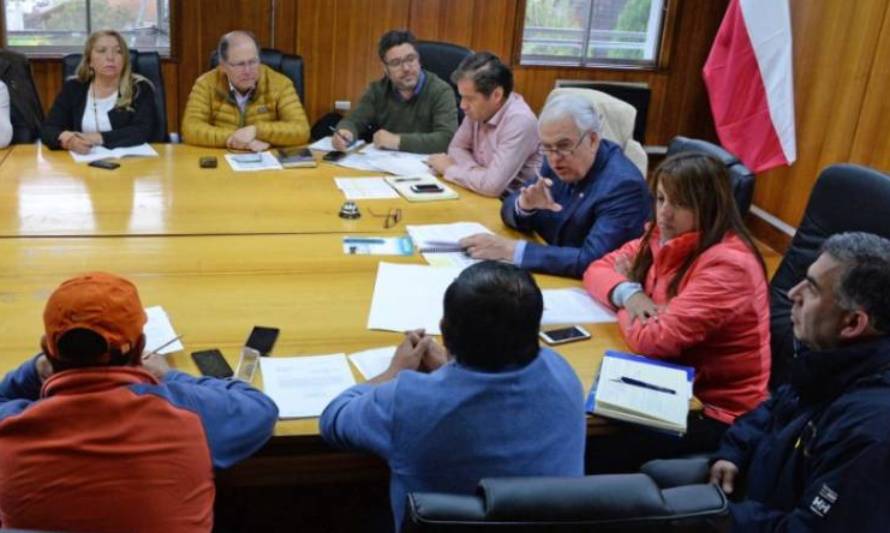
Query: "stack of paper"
308 136 366 152
142 305 184 354
347 346 397 379
334 177 400 200
406 222 492 268
588 351 694 434
332 145 433 176
259 354 356 418
541 288 617 325
367 262 462 334
224 151 284 172
70 143 159 163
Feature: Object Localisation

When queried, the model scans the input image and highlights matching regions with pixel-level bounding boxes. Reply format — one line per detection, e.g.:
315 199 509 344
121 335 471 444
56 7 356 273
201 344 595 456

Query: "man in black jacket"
710 232 890 532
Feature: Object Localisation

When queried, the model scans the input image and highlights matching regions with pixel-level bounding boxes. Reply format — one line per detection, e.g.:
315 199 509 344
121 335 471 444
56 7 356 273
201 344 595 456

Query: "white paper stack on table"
406 222 492 268
70 143 159 163
259 354 356 419
367 262 462 335
541 288 617 325
308 136 367 152
347 346 397 379
334 177 400 200
224 151 284 172
142 305 184 355
587 351 694 434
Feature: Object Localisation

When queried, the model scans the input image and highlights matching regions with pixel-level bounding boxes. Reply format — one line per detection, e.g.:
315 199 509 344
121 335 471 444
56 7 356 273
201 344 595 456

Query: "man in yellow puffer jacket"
181 31 309 150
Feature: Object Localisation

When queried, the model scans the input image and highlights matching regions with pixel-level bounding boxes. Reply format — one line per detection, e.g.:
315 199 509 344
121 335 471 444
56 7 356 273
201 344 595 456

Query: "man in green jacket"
332 30 457 154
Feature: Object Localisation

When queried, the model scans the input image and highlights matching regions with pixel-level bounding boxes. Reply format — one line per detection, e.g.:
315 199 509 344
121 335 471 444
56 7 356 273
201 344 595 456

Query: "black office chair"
416 40 472 122
209 48 305 104
768 164 890 389
404 474 730 532
556 81 650 144
0 49 44 143
61 51 168 142
666 136 756 218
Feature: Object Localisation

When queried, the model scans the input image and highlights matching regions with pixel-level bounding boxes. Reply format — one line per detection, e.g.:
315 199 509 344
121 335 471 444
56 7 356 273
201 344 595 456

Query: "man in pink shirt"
427 52 542 198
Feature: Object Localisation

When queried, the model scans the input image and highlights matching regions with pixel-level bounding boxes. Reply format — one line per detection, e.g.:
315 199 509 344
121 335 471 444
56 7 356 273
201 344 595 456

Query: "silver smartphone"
539 325 591 345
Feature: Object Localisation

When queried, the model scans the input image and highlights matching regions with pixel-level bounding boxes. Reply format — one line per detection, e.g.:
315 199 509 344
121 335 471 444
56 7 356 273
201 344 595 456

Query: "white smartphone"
234 346 261 382
539 325 591 345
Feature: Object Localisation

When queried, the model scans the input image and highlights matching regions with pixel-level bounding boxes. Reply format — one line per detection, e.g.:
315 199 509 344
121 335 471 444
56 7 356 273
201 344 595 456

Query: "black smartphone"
199 156 218 168
323 150 346 162
410 183 445 193
246 326 280 356
539 326 591 345
88 159 120 170
191 349 234 378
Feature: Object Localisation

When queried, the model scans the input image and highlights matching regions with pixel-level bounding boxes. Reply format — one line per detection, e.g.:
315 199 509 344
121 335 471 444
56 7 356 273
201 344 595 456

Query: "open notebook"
586 351 694 434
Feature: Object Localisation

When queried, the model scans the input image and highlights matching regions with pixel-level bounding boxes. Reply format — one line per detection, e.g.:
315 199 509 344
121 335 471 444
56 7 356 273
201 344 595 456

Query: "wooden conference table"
0 143 629 485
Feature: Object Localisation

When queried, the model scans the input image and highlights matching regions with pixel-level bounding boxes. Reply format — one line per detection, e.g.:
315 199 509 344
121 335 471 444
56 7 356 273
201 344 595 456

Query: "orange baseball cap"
43 272 147 362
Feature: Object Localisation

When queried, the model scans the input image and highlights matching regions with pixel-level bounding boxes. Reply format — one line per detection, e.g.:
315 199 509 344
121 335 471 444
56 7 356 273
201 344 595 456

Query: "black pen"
613 376 676 395
329 126 355 149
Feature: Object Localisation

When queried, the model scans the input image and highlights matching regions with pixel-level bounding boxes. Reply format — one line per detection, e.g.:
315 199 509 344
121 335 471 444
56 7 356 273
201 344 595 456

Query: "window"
3 0 170 56
520 0 666 68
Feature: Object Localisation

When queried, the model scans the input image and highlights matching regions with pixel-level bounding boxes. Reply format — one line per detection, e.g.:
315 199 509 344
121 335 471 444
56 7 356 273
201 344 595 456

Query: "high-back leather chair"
556 80 650 144
416 40 472 122
209 48 304 103
665 136 756 217
547 87 648 176
404 474 730 532
62 51 168 142
0 49 44 143
768 164 890 389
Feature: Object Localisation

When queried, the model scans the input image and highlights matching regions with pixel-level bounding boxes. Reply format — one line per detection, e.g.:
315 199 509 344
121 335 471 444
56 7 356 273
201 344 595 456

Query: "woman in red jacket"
583 152 770 471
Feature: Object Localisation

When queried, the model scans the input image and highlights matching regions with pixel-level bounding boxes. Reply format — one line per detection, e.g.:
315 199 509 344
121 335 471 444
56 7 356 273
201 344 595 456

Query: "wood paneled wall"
752 0 890 229
21 0 726 147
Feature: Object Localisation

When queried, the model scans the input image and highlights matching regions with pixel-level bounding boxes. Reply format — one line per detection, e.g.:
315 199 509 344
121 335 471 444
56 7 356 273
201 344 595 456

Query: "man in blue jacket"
710 232 890 532
319 261 586 529
459 93 650 278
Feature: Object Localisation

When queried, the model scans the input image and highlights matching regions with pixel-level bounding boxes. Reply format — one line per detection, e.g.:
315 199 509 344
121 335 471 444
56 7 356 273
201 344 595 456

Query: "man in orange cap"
0 272 278 533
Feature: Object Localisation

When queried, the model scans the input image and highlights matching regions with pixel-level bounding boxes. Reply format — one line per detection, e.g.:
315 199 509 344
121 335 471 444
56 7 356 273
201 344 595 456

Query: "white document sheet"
406 222 492 268
259 354 356 418
308 136 366 152
142 306 184 354
541 288 617 325
367 262 463 334
334 177 400 200
224 151 283 172
70 143 159 163
348 346 397 379
334 146 432 176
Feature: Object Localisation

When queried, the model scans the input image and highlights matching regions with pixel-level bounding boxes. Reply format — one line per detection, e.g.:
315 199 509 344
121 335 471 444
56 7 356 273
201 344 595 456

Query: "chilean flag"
703 0 796 173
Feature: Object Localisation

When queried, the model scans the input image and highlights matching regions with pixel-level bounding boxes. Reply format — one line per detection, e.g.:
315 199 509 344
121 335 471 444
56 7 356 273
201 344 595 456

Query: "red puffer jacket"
583 228 770 424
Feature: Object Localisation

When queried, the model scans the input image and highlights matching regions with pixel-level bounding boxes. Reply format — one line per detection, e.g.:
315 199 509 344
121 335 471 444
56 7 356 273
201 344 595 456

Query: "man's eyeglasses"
226 58 260 70
541 130 591 158
384 53 419 70
368 207 402 228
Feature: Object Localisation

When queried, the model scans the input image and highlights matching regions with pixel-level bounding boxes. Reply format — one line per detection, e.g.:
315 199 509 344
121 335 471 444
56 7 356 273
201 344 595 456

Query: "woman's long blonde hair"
74 30 150 110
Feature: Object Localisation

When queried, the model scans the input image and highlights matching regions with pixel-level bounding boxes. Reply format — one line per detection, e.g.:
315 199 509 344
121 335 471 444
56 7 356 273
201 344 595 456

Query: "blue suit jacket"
501 139 650 278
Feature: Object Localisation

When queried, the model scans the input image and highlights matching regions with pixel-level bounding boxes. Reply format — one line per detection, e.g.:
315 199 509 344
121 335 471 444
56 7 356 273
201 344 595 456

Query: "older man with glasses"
182 30 309 150
331 30 457 154
460 93 650 278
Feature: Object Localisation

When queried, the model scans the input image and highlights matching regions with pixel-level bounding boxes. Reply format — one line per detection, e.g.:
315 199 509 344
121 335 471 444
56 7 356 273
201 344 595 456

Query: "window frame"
512 0 677 72
1 0 172 58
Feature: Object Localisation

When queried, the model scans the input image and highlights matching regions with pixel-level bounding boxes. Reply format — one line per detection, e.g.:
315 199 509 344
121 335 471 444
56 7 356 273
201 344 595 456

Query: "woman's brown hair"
628 152 766 298
74 30 150 110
